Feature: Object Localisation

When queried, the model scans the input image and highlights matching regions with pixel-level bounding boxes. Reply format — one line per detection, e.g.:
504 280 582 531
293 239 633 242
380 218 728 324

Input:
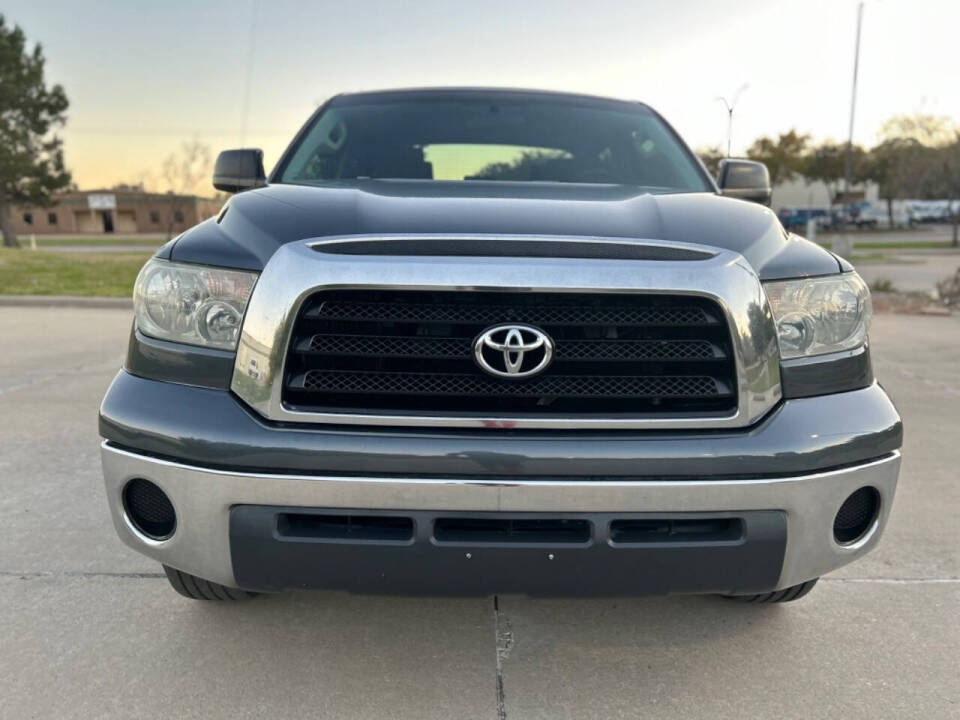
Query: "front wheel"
722 578 819 603
163 565 258 601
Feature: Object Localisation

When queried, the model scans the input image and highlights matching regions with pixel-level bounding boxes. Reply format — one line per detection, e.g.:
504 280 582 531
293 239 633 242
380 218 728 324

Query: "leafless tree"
161 139 212 240
877 115 960 245
696 146 725 178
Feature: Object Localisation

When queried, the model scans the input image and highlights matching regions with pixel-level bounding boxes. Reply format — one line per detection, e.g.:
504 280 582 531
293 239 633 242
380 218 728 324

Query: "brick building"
12 189 223 235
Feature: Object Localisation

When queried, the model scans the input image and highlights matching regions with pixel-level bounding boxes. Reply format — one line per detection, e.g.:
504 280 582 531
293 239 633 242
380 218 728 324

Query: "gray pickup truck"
99 88 901 602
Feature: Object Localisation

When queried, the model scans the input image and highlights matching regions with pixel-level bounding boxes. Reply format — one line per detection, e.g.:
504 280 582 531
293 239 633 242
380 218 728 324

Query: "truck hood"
169 180 841 280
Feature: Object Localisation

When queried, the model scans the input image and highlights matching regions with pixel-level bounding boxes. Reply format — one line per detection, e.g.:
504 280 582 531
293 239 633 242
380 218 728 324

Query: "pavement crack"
1 571 165 579
821 577 960 584
493 595 513 720
0 357 122 397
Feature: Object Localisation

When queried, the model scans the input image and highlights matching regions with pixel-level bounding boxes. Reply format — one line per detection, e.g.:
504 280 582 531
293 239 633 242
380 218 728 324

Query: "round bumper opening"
122 478 176 541
833 486 880 545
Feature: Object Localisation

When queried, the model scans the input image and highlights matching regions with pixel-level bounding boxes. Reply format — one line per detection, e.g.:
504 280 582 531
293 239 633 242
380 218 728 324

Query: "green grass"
29 233 167 247
847 253 924 264
870 278 897 293
819 227 933 236
819 240 954 251
0 249 151 296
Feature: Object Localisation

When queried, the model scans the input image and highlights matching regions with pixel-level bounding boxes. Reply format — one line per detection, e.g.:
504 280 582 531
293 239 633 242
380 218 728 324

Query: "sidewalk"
0 295 132 309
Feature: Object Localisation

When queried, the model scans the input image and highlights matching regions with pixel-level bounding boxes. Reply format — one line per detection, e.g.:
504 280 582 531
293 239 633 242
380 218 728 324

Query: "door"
74 211 97 233
114 211 137 233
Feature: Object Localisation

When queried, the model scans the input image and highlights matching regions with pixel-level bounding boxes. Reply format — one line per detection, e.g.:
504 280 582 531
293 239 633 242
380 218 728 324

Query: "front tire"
723 578 819 603
163 565 258 601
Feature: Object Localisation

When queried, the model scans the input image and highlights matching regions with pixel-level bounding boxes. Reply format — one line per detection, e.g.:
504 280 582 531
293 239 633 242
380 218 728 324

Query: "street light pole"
716 84 749 157
842 2 865 227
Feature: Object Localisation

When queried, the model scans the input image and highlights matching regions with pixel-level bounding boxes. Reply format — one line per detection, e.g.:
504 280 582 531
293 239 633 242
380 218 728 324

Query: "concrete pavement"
0 307 957 719
853 253 960 295
822 225 957 245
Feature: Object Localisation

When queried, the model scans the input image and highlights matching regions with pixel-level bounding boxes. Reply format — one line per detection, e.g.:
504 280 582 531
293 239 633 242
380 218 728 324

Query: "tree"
746 130 810 185
876 114 960 245
0 15 71 248
865 138 925 228
930 132 960 247
813 142 869 205
161 139 211 240
880 114 954 147
696 146 724 177
468 149 570 182
803 141 847 205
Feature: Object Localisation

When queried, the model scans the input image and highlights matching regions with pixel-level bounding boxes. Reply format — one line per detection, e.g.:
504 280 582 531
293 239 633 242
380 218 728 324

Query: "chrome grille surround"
231 234 782 429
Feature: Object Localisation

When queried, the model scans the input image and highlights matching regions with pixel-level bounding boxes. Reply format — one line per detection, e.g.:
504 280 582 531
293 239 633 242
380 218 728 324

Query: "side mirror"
717 159 772 206
213 149 266 193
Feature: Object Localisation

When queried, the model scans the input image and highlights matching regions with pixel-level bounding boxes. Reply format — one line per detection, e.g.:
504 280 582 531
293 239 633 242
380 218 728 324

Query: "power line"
67 127 291 136
239 0 259 148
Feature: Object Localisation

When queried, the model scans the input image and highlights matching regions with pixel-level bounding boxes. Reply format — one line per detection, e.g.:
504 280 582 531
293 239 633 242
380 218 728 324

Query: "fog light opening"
833 486 880 545
122 478 176 541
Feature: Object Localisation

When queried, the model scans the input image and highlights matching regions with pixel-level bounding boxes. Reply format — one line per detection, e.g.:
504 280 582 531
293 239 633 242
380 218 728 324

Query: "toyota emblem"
473 324 554 378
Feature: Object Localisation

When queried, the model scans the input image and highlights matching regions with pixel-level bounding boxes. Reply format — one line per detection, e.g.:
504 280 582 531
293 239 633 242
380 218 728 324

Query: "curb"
0 295 132 309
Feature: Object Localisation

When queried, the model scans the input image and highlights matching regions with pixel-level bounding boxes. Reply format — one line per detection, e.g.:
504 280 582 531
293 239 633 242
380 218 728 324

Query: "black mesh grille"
123 478 176 539
307 300 712 327
283 290 738 417
834 487 879 544
307 335 472 359
299 371 722 399
304 335 717 362
558 340 717 361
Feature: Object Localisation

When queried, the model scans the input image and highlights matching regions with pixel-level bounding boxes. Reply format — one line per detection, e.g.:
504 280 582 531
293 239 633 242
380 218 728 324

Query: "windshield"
277 96 711 192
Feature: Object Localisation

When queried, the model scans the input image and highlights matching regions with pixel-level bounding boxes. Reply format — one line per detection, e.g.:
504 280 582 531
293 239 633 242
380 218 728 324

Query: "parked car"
100 88 901 603
777 207 830 231
906 199 957 223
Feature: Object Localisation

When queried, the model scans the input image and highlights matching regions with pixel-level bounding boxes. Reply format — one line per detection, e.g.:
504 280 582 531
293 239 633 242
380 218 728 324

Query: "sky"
4 0 958 194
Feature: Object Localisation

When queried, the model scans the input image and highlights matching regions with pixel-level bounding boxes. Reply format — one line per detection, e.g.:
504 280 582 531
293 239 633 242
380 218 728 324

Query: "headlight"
764 273 872 359
133 259 258 350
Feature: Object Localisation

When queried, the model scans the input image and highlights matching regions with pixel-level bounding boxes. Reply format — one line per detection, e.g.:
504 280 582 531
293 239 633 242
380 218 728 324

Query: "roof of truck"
330 86 651 110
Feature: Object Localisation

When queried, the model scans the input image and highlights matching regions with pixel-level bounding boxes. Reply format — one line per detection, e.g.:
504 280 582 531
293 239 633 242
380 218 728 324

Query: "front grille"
283 290 738 417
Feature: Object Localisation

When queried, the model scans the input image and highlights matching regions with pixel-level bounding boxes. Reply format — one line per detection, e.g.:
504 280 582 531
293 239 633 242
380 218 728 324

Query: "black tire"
162 565 258 601
723 578 819 603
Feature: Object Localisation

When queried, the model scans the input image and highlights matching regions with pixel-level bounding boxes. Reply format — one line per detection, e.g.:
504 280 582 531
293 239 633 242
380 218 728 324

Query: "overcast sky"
4 0 957 192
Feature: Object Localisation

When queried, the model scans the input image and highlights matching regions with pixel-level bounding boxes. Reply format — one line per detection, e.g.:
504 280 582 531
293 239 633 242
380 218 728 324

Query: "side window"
48 212 57 225
23 212 33 225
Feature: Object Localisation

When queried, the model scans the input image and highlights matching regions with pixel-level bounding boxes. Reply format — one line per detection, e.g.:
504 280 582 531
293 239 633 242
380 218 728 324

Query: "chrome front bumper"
101 442 900 593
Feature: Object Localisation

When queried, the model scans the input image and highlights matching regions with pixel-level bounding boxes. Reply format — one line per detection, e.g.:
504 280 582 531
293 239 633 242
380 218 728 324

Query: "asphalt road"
0 307 957 720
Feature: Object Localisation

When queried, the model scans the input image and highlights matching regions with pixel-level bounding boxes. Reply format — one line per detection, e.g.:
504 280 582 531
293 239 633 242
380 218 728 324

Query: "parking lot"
0 306 957 720
856 252 960 294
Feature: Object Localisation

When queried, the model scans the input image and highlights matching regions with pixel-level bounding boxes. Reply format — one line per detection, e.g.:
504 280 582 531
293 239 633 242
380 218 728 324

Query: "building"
12 189 223 236
770 177 879 213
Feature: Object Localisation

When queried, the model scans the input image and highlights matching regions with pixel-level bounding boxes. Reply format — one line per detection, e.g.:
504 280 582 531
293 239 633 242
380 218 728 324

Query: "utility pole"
716 84 749 157
842 2 864 228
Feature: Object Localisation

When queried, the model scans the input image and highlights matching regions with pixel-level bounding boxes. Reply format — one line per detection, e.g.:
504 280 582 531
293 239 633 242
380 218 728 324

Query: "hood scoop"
309 235 716 261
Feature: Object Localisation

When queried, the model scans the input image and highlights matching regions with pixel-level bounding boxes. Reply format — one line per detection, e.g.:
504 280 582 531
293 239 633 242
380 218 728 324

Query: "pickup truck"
99 88 901 603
